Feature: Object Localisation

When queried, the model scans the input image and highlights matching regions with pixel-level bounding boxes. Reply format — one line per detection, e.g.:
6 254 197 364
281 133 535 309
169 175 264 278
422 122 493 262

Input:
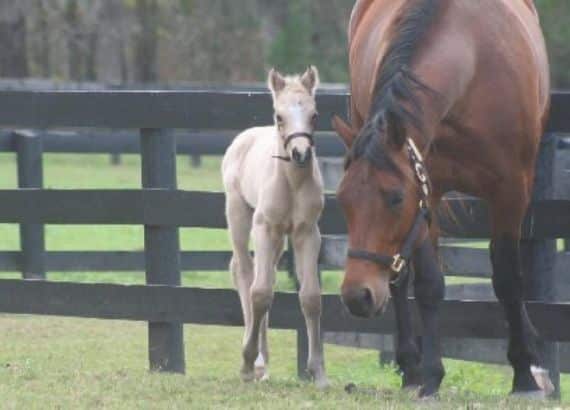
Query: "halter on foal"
334 0 552 399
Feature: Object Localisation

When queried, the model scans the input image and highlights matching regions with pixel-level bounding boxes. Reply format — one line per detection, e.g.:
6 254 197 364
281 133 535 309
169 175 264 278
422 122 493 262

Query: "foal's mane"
348 0 442 169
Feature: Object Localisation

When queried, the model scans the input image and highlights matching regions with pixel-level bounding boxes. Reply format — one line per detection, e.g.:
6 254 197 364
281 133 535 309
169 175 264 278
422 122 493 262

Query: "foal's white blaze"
223 66 328 388
270 67 320 165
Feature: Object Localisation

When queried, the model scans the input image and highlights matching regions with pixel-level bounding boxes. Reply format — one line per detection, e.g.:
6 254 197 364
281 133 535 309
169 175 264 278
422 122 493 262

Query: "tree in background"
134 0 158 83
536 0 570 88
0 1 30 78
1 0 569 87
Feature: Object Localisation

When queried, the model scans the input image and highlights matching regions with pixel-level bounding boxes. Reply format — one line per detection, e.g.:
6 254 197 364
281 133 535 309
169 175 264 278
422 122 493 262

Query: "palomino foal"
222 67 327 387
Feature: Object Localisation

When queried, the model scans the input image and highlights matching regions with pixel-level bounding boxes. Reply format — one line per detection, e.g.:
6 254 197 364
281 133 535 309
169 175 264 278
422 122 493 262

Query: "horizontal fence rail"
0 90 568 132
1 279 570 342
0 190 568 239
0 130 348 157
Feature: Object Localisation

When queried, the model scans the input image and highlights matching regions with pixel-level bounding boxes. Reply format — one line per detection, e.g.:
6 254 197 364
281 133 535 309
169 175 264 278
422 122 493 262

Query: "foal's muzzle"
292 147 312 168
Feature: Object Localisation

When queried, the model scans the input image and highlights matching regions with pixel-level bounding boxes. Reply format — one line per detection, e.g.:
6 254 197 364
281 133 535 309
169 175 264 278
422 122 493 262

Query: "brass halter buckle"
391 254 406 273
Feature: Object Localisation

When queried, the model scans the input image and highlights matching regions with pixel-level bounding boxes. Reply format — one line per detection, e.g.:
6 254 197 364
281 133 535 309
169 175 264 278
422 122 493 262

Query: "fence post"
520 132 560 398
140 128 185 374
16 130 45 280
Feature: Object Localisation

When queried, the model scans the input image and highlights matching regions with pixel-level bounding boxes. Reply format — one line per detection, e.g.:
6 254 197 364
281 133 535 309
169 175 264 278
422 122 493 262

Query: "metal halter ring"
391 254 406 273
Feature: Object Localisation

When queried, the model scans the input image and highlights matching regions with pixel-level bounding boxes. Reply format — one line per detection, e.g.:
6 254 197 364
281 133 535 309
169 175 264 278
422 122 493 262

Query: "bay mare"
333 0 551 398
222 67 328 387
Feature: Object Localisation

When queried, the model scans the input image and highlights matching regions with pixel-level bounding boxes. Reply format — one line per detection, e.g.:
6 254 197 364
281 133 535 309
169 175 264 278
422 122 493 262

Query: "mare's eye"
276 114 284 124
386 191 404 208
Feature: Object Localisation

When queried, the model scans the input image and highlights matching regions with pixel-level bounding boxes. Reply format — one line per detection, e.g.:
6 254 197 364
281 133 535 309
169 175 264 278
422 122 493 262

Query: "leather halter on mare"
347 138 432 287
273 132 315 162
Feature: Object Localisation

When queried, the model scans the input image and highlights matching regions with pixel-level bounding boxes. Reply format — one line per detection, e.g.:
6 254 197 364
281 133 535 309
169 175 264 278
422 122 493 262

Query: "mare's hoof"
531 366 555 397
511 390 547 400
418 385 440 400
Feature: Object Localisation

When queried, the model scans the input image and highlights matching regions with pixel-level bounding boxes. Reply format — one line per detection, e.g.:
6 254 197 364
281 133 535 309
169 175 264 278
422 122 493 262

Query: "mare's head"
268 66 320 168
333 111 429 318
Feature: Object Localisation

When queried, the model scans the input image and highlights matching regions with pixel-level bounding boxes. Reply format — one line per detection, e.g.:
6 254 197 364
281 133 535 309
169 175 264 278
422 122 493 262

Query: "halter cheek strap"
273 132 315 162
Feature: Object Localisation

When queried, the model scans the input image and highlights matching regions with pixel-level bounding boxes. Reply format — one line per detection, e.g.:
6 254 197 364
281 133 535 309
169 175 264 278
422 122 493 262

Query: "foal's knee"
251 285 274 315
300 288 322 317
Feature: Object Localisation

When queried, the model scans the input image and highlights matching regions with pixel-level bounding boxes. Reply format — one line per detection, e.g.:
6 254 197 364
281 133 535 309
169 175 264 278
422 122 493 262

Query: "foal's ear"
301 66 320 96
379 111 406 149
332 114 357 148
268 68 287 98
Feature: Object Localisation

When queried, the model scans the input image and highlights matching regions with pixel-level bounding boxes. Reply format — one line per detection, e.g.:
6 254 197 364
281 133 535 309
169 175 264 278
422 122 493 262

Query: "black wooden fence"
0 89 570 395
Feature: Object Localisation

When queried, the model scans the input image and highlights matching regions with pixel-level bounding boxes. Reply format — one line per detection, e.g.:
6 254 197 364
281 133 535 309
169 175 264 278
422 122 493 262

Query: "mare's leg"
292 225 328 388
413 238 445 398
241 220 283 382
489 193 553 396
390 270 422 390
226 194 255 361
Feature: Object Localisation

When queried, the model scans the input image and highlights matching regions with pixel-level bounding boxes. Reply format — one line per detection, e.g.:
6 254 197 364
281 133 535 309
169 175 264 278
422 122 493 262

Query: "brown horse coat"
334 0 552 397
343 0 549 204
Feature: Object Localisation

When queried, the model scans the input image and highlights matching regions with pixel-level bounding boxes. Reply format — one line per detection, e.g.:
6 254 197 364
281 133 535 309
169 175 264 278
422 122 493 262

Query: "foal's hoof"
314 376 330 390
240 365 255 383
254 366 269 382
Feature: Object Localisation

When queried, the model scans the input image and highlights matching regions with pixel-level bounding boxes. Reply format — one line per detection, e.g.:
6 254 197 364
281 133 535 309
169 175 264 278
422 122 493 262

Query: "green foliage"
268 1 313 74
536 0 570 88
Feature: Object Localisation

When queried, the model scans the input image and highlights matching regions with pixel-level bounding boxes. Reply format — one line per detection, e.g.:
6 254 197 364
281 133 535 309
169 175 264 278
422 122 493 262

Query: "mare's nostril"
342 287 375 318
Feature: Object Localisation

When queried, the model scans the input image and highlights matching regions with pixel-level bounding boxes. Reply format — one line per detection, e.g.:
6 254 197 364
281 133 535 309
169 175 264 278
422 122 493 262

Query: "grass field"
0 153 567 409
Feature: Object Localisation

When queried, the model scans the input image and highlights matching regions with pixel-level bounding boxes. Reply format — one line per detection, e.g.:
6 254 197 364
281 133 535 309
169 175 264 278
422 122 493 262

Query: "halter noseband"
273 132 315 162
347 138 432 287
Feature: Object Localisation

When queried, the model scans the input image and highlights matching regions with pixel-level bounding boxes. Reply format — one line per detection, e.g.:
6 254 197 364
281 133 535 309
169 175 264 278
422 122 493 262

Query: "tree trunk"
134 0 159 83
0 7 29 78
66 0 82 81
37 0 51 77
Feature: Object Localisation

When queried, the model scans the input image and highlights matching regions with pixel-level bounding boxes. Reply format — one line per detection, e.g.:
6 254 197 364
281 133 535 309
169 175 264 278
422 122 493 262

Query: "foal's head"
334 112 429 318
268 67 320 168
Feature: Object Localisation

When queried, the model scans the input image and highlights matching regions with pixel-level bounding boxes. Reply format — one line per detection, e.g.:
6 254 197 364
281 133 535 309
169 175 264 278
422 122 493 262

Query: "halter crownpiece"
347 137 432 287
273 132 315 162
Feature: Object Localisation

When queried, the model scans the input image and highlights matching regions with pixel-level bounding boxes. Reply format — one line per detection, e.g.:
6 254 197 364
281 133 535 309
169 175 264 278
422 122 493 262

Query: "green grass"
0 153 568 408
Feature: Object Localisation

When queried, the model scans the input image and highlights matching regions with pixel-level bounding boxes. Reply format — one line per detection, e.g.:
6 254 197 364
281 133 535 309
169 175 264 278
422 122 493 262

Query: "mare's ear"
300 66 320 96
332 114 357 148
379 111 406 149
268 68 286 98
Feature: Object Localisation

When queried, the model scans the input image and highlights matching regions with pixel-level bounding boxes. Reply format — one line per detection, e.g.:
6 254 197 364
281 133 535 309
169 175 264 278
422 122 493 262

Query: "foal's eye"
311 112 319 125
275 114 284 124
386 191 404 209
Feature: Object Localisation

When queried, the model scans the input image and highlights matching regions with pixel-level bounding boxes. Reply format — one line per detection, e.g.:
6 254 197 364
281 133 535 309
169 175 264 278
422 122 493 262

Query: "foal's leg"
390 271 422 390
254 241 286 379
226 194 254 354
489 194 553 396
292 225 328 388
413 239 445 398
241 221 283 382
